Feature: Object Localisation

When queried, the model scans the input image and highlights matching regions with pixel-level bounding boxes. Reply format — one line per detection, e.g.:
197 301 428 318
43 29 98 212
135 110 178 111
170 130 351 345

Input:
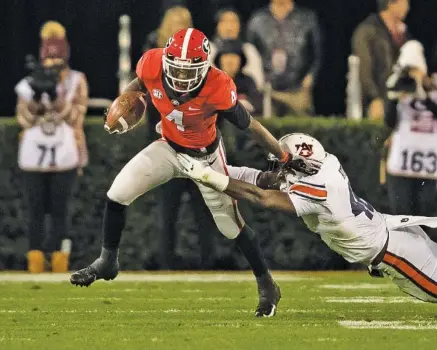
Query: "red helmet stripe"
181 28 194 59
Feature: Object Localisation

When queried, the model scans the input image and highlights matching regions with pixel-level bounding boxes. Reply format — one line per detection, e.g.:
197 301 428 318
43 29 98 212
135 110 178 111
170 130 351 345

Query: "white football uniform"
235 153 437 302
287 154 387 265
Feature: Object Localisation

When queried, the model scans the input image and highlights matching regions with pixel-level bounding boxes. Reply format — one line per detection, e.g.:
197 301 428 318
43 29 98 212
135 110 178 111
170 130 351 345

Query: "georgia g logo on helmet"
295 143 314 158
165 36 174 49
202 37 211 55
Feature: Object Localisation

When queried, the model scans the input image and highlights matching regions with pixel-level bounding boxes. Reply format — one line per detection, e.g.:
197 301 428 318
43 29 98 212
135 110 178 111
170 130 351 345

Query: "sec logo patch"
153 89 163 99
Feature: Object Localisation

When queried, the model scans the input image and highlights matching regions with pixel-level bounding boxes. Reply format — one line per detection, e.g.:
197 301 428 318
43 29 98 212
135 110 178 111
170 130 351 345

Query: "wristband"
279 152 290 163
203 167 230 192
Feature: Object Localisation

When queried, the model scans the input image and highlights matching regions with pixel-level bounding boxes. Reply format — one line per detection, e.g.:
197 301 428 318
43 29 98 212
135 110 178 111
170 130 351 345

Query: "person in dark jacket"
247 0 322 116
215 39 263 116
352 0 410 120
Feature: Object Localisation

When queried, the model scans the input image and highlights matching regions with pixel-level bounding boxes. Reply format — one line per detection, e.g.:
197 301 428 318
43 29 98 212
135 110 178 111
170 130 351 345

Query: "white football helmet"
279 133 326 161
268 133 326 179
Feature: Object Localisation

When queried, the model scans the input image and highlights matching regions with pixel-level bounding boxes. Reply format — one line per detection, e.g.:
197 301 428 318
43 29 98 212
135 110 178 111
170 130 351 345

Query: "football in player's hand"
104 91 147 134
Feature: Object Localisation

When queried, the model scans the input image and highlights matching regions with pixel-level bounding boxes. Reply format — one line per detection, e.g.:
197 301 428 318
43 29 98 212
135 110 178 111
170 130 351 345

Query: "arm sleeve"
384 99 398 128
287 180 327 217
244 76 263 115
226 165 261 185
352 26 381 100
288 194 322 217
217 101 251 130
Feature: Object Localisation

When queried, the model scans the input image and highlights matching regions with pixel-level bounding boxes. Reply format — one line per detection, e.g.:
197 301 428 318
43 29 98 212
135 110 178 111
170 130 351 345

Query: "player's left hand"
177 153 207 182
280 153 321 176
289 155 321 175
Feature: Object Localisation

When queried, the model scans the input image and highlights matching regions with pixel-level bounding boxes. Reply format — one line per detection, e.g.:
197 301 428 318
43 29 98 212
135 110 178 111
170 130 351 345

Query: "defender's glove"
256 171 284 190
287 155 322 176
275 152 321 176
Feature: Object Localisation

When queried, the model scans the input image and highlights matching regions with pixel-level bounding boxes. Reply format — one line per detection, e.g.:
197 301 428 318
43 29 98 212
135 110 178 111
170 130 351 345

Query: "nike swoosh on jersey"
208 157 217 166
188 106 201 111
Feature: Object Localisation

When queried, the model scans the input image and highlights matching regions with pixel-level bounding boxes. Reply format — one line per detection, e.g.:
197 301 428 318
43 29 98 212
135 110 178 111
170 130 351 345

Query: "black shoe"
255 274 281 317
70 258 119 287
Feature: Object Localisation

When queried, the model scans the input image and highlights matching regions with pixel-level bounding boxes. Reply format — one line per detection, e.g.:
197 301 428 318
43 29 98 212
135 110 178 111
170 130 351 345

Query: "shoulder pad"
136 48 163 82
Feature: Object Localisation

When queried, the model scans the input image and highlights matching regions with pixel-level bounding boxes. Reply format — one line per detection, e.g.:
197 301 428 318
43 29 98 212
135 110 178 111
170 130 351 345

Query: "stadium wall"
0 117 390 270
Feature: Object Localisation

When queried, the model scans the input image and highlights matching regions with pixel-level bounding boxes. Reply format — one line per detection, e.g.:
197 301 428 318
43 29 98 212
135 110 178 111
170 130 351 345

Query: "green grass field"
0 271 436 350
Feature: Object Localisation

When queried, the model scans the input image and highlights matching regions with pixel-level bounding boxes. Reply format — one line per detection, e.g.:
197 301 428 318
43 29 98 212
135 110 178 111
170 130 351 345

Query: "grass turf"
0 271 436 350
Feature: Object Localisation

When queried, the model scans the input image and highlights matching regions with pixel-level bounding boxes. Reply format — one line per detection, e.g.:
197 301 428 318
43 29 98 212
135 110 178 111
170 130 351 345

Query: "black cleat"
255 275 281 317
70 258 119 287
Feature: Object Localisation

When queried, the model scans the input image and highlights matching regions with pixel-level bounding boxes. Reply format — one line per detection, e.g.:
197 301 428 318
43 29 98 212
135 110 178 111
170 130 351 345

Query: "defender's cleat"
70 258 119 287
255 279 281 318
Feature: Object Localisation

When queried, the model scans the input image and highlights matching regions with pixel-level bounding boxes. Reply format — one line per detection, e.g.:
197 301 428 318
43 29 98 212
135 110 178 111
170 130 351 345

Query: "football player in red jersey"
71 28 316 317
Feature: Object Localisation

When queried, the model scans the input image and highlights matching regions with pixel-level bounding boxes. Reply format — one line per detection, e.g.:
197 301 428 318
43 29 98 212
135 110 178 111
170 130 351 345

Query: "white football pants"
107 139 260 239
376 225 437 302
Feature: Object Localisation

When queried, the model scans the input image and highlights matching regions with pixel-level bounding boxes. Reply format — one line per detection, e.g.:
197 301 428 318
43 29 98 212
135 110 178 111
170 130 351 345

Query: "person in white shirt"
177 133 437 302
15 21 88 274
384 40 437 223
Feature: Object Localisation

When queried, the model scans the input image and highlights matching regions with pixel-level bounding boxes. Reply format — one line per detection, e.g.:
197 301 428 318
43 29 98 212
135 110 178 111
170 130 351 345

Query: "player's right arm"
123 77 148 94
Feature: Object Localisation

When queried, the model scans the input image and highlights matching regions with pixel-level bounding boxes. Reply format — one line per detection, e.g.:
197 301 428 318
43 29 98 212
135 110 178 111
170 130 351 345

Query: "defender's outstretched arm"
225 178 296 214
177 154 296 214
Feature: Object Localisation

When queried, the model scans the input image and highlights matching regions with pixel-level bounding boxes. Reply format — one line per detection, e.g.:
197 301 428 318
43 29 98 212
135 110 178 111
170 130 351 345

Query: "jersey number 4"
166 109 185 131
348 184 374 220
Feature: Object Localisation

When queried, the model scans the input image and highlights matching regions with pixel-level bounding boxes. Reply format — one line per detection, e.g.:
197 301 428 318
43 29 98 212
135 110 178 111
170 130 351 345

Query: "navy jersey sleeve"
217 101 251 130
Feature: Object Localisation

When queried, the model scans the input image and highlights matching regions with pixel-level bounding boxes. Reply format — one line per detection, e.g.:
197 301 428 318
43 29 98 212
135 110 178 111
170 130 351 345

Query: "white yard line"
339 320 437 330
325 296 422 304
0 272 315 283
320 284 394 290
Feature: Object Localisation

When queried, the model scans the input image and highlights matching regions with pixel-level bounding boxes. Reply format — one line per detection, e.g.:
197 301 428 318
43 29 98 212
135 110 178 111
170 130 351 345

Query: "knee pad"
212 213 241 239
199 185 243 239
201 187 225 210
107 184 133 206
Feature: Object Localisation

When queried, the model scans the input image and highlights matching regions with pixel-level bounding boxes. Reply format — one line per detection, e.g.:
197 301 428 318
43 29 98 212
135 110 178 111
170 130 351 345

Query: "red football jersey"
136 48 237 148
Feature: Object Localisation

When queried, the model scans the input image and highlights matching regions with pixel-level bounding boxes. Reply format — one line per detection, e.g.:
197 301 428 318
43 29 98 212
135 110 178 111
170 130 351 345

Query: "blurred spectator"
352 0 410 120
215 39 262 116
142 6 192 52
247 0 322 116
430 42 437 85
210 8 264 90
15 21 88 273
384 40 437 219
